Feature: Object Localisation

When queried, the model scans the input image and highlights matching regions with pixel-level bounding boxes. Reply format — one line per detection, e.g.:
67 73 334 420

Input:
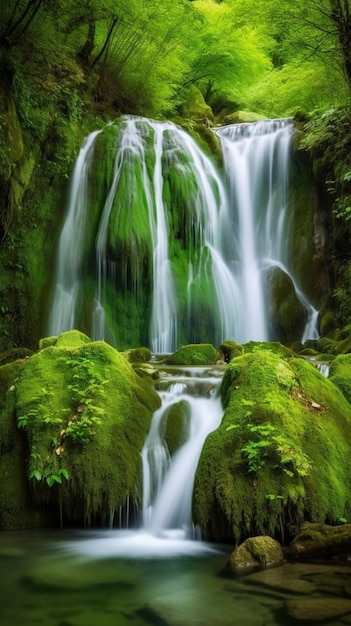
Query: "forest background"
1 0 351 349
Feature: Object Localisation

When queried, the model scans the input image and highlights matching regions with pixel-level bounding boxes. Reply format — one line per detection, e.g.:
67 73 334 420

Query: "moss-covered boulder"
329 354 351 403
179 86 214 123
317 334 351 355
0 359 52 528
165 343 219 365
219 340 244 363
193 346 351 543
163 400 191 456
3 331 160 527
222 111 267 125
266 267 307 343
226 535 284 575
285 522 351 561
123 347 152 363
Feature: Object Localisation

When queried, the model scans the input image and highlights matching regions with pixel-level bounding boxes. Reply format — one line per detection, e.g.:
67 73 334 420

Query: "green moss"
194 346 351 544
163 400 191 456
317 334 351 355
165 343 219 365
219 340 244 363
0 359 48 528
13 333 160 526
123 347 152 363
329 354 351 403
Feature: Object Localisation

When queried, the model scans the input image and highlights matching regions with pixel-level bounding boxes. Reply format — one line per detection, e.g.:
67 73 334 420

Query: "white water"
142 366 223 537
48 115 319 348
47 130 101 335
215 118 319 343
63 365 224 559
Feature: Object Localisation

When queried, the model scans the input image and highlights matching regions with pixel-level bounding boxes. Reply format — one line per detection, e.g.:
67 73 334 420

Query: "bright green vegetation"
0 330 160 527
329 354 351 403
193 346 351 543
0 1 351 349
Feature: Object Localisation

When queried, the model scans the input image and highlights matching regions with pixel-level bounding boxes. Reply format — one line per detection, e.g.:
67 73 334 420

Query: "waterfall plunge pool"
1 529 351 626
1 367 350 625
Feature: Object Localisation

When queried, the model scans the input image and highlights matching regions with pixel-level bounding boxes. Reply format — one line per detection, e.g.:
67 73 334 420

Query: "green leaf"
29 470 42 481
59 468 70 480
46 474 62 487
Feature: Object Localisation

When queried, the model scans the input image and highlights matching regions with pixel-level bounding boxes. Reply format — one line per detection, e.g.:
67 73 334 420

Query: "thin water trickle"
47 129 102 335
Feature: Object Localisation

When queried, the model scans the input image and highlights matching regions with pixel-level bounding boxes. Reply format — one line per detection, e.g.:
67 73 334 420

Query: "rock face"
226 535 284 575
193 344 351 543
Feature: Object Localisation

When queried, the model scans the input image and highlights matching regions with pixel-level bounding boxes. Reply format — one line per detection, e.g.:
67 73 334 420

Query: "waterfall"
141 366 223 538
63 364 224 558
47 130 101 335
215 118 319 343
48 115 319 349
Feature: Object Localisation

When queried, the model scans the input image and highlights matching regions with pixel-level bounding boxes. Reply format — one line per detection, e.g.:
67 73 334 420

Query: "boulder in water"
226 535 284 575
193 344 351 543
0 330 161 528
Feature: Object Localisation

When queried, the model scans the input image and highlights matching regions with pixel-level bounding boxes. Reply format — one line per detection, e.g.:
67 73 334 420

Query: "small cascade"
317 363 330 377
142 365 223 538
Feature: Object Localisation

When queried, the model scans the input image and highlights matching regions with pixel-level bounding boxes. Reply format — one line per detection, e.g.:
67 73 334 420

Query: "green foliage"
60 354 108 444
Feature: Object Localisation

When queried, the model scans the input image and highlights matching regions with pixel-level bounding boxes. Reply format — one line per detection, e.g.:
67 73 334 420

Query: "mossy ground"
4 331 160 527
193 346 351 544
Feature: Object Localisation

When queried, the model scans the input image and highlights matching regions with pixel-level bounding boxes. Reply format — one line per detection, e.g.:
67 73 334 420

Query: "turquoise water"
0 529 351 626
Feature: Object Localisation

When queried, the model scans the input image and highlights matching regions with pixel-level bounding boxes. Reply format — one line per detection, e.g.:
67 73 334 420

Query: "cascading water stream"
214 118 319 343
65 364 224 558
141 365 223 539
48 115 319 349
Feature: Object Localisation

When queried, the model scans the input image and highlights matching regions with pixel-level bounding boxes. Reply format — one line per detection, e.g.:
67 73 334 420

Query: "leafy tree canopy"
0 0 350 120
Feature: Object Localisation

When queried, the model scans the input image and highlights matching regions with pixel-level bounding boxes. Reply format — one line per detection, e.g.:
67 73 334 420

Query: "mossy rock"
165 343 219 365
179 86 214 122
222 111 267 125
329 354 351 403
123 347 152 363
12 332 161 526
0 359 52 528
219 341 244 363
285 522 351 561
242 341 296 359
318 334 351 355
163 400 191 456
38 330 92 351
266 266 306 343
226 536 284 575
193 346 351 544
0 347 34 366
319 310 337 337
